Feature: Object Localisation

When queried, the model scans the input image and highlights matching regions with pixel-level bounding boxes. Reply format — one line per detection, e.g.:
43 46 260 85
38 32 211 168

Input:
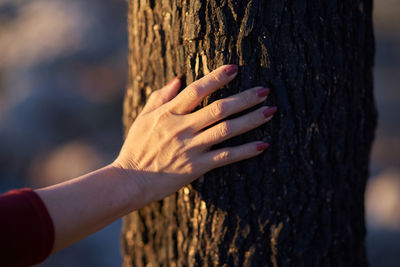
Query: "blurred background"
0 0 126 266
0 0 398 266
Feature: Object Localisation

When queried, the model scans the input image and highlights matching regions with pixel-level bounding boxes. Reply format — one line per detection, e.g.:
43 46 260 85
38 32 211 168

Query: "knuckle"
154 107 171 121
242 90 254 106
218 150 232 162
186 85 201 99
210 71 223 84
253 112 263 126
210 101 225 118
218 122 231 137
184 162 195 174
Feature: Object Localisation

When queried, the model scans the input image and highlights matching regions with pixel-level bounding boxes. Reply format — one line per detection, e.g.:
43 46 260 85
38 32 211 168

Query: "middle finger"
186 86 271 132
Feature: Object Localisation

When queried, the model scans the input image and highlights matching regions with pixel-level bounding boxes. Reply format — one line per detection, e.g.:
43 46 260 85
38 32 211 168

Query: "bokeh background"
0 0 399 266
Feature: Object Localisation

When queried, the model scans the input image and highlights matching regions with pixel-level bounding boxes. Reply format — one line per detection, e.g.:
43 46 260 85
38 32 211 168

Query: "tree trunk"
121 1 377 266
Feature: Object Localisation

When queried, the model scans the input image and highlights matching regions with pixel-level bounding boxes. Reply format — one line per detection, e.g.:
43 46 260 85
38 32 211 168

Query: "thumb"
159 76 182 104
141 76 182 114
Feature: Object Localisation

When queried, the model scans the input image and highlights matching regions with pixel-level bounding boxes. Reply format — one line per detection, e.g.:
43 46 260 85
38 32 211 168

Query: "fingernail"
224 64 238 76
256 87 270 97
257 142 270 151
263 106 278 118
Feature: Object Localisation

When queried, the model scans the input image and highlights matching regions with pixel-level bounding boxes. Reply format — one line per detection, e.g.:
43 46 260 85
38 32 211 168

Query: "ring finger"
192 105 277 149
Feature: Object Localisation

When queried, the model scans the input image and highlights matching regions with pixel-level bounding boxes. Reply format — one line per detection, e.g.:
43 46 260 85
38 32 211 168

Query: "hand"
34 65 277 253
113 64 277 203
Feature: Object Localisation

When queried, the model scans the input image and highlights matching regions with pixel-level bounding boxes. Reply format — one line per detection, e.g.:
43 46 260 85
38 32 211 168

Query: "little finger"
201 141 270 170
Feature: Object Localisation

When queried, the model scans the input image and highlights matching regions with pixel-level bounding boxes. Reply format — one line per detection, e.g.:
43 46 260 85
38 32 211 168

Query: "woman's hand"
35 64 277 254
113 64 277 203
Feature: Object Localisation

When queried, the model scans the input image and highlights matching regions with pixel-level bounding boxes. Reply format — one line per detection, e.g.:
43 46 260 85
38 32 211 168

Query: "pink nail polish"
263 106 278 118
257 142 270 151
256 88 270 97
224 64 238 76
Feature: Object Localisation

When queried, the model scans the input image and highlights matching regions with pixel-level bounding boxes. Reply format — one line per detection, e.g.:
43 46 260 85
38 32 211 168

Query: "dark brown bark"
122 1 377 266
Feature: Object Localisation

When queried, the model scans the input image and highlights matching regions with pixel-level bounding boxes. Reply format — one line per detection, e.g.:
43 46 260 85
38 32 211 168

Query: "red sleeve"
0 188 55 267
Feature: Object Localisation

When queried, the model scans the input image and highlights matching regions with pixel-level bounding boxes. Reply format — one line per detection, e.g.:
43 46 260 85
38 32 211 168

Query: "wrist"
108 161 150 212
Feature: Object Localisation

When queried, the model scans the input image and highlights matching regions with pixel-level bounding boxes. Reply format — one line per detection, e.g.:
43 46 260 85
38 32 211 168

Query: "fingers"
201 141 270 169
160 76 182 103
187 86 271 131
168 64 238 114
141 77 182 114
192 106 277 148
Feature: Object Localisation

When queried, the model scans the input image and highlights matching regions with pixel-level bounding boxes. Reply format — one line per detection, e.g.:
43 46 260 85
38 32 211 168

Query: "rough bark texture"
122 1 377 266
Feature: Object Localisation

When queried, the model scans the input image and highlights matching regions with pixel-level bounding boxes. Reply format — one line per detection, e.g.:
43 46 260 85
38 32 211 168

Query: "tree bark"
121 1 377 266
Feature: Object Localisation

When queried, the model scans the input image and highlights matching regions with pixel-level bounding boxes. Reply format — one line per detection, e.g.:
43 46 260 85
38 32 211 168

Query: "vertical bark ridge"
122 0 377 266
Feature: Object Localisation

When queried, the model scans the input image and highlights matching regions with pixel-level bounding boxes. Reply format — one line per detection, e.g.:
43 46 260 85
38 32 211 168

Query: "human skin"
36 64 278 253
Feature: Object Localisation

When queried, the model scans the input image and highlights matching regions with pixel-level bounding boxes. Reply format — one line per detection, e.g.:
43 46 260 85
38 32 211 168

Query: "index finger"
168 64 238 114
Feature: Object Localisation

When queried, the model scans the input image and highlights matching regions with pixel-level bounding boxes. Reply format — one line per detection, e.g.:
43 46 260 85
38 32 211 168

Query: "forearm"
32 65 275 256
35 164 143 253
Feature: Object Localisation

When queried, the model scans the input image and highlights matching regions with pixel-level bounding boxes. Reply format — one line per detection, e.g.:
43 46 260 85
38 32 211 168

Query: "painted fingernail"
257 142 270 151
256 87 270 97
224 64 238 76
263 106 278 118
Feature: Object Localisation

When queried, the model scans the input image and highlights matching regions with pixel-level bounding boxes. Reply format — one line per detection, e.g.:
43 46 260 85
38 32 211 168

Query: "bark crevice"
122 1 377 266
